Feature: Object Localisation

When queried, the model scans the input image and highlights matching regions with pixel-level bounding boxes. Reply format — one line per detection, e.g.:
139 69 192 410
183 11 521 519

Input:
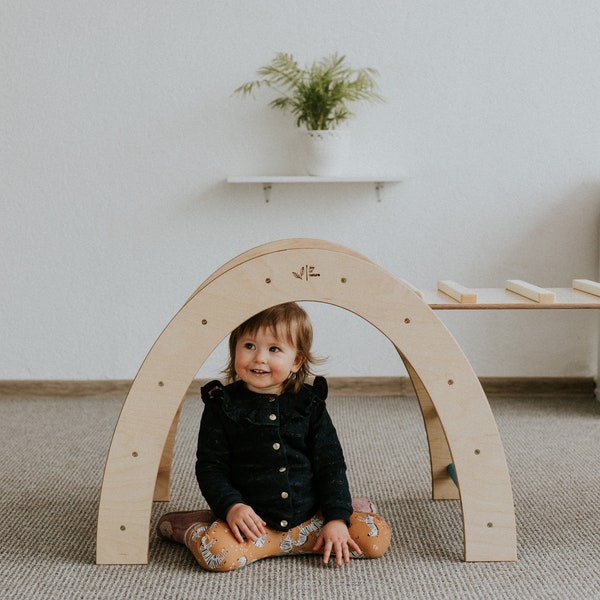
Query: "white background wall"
3 1 600 381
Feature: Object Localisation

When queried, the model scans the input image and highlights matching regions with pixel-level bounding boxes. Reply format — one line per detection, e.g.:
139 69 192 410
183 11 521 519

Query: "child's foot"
156 510 215 544
352 497 377 513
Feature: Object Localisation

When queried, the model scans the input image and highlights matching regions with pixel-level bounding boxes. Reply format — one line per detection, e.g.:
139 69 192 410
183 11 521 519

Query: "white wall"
3 1 600 381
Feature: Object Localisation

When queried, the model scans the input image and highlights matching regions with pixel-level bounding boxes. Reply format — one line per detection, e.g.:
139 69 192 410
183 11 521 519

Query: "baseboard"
330 377 596 397
0 377 595 399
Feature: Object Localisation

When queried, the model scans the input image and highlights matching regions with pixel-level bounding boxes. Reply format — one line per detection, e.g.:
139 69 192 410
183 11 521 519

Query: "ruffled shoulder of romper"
311 375 328 400
200 380 224 404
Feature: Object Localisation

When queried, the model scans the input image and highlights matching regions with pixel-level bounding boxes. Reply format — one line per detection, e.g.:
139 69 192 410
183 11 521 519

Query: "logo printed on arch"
292 265 321 281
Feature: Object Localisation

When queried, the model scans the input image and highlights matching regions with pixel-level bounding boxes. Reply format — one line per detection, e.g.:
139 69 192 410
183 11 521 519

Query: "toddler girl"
157 302 390 571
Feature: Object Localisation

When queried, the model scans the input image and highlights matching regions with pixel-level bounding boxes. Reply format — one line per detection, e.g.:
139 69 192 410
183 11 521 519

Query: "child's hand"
226 503 267 543
312 519 362 566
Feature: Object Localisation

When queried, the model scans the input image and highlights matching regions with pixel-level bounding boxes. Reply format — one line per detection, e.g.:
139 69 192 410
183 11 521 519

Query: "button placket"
266 395 289 528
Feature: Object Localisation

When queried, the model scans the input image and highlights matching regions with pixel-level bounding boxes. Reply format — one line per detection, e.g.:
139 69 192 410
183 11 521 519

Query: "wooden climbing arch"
96 239 517 564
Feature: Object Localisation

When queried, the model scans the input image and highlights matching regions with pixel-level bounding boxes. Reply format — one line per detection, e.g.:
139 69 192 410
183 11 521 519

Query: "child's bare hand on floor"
312 519 362 566
226 503 267 543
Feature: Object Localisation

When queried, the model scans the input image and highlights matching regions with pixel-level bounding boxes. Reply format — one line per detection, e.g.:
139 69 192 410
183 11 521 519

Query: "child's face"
234 325 303 395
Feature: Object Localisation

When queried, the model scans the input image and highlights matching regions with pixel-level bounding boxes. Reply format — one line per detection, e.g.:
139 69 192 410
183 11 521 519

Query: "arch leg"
404 356 517 561
399 349 459 500
153 404 182 501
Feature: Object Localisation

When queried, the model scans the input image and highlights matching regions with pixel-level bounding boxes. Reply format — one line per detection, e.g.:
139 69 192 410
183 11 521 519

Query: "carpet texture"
0 392 598 599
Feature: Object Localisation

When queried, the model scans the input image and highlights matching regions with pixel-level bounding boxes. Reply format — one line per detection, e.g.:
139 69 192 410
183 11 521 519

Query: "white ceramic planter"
303 129 349 176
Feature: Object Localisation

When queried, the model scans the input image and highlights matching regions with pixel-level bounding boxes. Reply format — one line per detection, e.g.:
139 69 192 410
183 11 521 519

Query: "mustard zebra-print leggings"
184 511 391 572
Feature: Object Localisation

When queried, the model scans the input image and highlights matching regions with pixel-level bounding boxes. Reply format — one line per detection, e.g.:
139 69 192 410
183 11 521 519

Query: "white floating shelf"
227 175 403 202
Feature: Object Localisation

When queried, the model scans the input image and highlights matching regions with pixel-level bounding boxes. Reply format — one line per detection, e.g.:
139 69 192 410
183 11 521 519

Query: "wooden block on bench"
572 279 600 298
437 280 478 303
505 280 556 304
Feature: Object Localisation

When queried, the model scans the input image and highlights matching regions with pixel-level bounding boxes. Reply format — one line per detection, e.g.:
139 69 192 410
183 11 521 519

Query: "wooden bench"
428 278 600 309
96 240 600 565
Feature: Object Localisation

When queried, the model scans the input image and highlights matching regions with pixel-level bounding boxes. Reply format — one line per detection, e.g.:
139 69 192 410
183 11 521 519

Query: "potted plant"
234 52 384 175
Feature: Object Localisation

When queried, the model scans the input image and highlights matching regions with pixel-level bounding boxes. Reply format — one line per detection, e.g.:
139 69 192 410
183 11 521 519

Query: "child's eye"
244 343 255 350
269 346 281 353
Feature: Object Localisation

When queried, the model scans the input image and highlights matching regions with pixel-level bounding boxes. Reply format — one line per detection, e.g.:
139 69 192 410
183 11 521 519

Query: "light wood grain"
505 280 556 304
96 240 518 564
572 278 600 298
437 280 478 304
423 286 600 309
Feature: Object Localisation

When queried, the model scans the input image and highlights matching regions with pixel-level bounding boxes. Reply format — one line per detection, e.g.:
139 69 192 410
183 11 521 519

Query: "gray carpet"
0 392 599 599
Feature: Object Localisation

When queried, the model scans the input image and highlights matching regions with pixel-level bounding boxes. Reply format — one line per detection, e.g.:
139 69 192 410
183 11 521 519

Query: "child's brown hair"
224 302 320 393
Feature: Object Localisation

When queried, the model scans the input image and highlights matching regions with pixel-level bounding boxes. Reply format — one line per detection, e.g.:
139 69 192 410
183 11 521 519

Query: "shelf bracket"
262 183 272 203
375 182 384 202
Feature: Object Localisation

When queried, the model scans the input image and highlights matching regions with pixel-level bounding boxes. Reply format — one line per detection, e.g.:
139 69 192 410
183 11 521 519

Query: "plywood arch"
96 239 516 564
